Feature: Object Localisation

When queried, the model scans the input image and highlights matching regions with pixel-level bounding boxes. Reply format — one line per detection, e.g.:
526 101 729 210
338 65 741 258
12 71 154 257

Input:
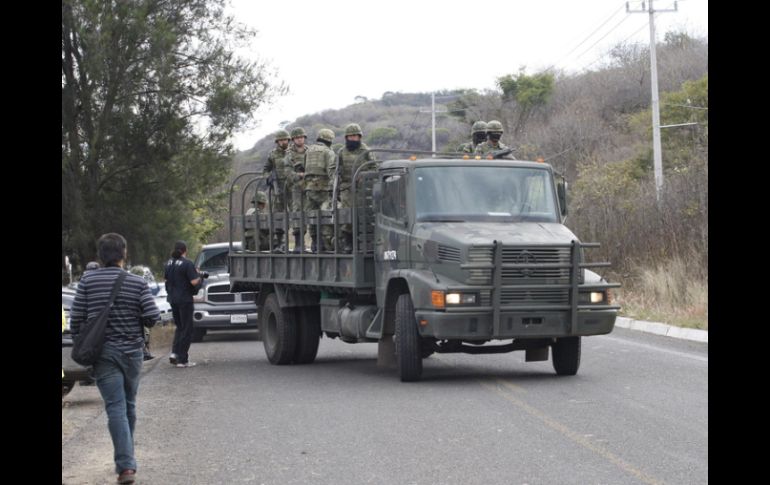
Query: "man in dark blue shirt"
164 241 202 368
70 233 159 484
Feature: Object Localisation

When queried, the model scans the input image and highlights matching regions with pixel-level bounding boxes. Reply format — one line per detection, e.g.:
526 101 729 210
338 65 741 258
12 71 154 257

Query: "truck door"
375 170 410 286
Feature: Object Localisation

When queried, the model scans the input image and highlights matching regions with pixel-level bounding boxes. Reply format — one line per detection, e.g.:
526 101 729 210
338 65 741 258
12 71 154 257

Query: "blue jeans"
94 343 143 474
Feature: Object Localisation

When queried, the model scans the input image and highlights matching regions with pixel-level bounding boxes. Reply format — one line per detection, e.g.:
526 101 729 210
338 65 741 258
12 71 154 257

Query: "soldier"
298 128 336 252
474 120 515 159
263 129 291 249
244 191 270 251
457 120 487 154
284 127 308 253
329 123 376 253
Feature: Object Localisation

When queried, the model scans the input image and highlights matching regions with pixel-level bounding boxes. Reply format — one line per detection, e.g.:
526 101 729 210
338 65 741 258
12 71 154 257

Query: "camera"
200 271 210 279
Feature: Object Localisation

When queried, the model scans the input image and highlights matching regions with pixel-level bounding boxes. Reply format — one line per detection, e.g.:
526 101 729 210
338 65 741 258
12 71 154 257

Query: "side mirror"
557 180 568 219
372 182 383 204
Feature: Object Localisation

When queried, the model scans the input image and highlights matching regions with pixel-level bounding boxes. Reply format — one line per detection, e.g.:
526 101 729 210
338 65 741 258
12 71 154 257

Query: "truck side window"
382 174 406 221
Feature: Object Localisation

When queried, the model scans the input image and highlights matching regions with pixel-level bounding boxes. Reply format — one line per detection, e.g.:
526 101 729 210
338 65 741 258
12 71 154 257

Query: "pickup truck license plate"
230 314 248 324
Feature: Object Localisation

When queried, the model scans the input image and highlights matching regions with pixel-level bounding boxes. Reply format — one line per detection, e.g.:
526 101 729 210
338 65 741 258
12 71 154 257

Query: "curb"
615 316 708 343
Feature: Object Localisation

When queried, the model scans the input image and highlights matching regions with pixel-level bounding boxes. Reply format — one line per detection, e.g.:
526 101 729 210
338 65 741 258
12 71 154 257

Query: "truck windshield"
414 166 558 223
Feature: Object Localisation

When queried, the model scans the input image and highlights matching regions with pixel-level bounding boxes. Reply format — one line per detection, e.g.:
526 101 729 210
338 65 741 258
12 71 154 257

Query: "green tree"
496 70 554 136
62 0 285 270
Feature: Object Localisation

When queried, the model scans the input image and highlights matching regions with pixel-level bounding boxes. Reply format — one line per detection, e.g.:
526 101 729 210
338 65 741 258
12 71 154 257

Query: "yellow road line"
480 378 665 485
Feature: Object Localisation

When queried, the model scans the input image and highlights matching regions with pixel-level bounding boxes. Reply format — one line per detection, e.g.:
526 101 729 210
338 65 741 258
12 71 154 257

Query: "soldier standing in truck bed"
458 120 487 154
298 128 336 253
263 130 291 250
474 120 515 159
329 123 376 253
284 127 308 253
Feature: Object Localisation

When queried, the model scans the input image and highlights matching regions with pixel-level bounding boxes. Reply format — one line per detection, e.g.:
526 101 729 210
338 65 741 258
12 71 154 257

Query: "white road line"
599 335 708 363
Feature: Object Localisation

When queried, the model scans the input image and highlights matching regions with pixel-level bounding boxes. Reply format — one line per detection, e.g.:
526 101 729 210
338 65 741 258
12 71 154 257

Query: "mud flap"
525 347 549 362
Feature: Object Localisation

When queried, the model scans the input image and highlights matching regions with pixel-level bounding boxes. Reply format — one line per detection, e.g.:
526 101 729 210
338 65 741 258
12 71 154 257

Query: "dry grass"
614 255 708 330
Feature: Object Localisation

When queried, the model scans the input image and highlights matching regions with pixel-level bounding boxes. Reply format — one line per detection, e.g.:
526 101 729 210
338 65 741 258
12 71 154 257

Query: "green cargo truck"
229 149 620 381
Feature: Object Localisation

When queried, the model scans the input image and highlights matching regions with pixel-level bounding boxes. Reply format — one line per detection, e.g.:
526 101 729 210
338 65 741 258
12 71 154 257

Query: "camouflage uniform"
263 130 291 248
263 131 291 211
244 191 270 251
329 123 376 250
458 121 487 154
302 128 336 251
284 127 308 251
473 120 515 159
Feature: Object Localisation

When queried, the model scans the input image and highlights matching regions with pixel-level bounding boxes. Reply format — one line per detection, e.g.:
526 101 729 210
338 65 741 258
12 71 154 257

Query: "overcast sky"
227 0 708 151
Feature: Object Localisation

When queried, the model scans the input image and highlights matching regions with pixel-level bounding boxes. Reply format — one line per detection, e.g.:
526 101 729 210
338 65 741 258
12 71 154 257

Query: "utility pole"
419 92 448 157
627 0 677 203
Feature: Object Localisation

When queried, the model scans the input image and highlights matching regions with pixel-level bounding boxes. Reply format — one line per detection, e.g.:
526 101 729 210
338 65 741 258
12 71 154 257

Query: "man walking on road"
69 233 160 484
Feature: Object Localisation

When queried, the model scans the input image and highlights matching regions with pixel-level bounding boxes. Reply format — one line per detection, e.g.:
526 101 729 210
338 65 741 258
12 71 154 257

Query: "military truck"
228 149 620 381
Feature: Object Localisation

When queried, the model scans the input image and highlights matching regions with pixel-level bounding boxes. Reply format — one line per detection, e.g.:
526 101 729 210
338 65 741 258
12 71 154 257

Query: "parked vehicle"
62 287 93 393
189 242 258 342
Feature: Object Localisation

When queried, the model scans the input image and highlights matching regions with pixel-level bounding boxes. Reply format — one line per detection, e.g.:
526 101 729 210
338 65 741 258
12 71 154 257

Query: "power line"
550 2 627 71
580 17 651 72
573 14 632 61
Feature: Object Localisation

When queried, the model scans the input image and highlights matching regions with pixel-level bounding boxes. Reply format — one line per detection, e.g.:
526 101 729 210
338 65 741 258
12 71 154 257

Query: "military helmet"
274 129 290 141
344 123 363 136
471 121 488 136
317 128 335 143
255 191 267 205
290 127 306 138
486 120 504 134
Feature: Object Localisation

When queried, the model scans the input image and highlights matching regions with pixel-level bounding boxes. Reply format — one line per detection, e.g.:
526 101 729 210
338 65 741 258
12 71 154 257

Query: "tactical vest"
304 144 333 191
337 143 373 189
266 147 290 180
474 140 509 156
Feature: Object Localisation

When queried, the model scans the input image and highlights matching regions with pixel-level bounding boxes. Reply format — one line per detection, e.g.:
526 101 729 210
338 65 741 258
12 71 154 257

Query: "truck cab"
229 150 619 381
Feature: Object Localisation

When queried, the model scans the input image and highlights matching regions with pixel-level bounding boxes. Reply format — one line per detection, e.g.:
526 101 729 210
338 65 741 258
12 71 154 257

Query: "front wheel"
261 293 297 365
394 293 422 382
552 337 581 376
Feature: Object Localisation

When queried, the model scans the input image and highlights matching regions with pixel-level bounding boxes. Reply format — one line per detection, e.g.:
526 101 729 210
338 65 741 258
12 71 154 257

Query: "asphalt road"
62 327 707 485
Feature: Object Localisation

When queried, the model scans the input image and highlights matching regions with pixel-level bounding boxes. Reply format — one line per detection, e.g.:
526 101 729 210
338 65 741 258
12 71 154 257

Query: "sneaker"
176 362 197 368
143 352 156 361
117 469 136 484
169 353 178 365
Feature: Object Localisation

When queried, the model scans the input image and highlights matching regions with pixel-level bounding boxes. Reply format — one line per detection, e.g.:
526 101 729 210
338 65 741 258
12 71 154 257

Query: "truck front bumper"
414 309 616 340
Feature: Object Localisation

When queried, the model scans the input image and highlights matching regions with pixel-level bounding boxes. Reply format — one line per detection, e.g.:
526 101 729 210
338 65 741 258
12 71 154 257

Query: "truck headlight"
193 293 205 302
579 291 606 304
445 292 477 305
590 292 605 303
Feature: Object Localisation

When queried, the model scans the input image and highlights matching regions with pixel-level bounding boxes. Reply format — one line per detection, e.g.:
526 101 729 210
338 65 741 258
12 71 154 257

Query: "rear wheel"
394 293 422 382
294 306 321 364
261 293 297 365
552 337 581 376
191 327 207 343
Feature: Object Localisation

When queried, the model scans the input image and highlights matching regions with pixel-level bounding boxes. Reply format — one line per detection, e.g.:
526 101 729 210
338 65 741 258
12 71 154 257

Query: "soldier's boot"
341 232 353 254
291 231 303 254
273 230 286 253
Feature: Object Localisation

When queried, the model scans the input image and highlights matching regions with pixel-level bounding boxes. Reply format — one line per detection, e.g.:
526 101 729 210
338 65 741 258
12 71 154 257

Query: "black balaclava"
345 139 361 150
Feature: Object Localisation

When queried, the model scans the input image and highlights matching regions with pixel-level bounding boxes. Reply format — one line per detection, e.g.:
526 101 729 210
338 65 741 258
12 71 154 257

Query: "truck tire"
552 336 581 376
261 293 297 365
294 306 321 364
395 293 422 382
191 327 207 343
